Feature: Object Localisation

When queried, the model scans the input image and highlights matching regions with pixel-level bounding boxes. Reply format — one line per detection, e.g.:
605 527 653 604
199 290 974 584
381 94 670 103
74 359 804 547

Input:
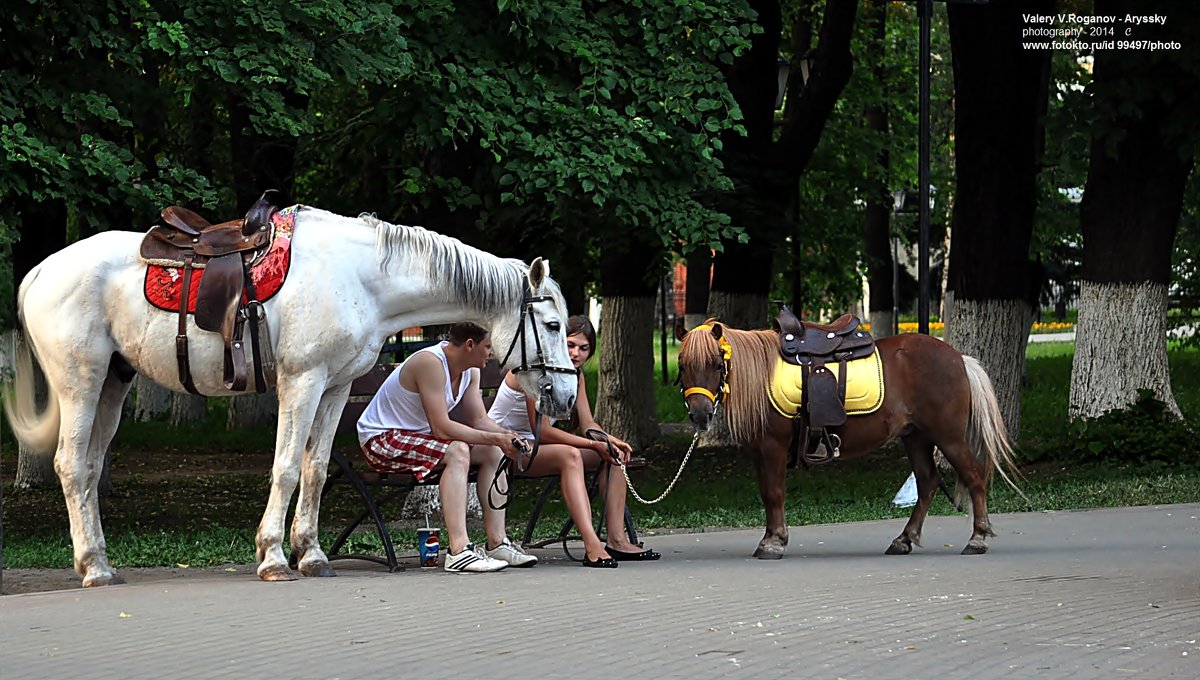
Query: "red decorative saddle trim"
143 205 300 313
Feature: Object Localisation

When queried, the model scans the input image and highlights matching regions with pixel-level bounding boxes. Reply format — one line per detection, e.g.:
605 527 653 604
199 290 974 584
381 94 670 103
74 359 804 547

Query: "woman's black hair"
566 315 597 362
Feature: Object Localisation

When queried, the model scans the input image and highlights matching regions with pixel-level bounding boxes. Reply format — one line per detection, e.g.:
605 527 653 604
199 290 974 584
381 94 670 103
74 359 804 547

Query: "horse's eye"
546 321 561 332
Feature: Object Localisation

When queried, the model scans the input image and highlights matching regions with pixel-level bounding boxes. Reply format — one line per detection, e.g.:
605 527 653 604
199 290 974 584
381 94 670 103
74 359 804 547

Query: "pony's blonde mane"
680 325 779 444
361 214 561 317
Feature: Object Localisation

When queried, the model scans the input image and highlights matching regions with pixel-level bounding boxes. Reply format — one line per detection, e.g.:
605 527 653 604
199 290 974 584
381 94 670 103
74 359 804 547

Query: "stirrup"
803 433 841 466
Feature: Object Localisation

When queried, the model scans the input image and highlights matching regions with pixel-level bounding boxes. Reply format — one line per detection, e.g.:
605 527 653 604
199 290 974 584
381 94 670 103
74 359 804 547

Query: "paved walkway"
3 504 1197 679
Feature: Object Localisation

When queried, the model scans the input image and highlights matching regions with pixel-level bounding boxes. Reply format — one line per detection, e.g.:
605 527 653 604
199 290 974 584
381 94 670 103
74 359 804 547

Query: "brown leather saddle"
140 190 281 394
774 306 876 466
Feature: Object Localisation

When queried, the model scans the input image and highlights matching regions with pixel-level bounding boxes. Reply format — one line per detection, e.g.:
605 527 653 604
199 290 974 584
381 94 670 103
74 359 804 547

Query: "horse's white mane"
358 213 559 318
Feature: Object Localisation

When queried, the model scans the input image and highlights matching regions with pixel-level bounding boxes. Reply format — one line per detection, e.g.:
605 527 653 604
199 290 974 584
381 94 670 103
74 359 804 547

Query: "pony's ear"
528 257 548 289
710 323 724 340
674 320 688 342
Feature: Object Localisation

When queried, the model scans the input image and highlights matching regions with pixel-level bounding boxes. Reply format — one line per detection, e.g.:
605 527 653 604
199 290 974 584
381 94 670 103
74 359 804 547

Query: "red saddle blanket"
144 205 299 313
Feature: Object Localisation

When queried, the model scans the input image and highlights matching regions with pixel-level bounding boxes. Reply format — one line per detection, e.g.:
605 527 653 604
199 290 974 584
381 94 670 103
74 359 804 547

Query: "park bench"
314 353 645 572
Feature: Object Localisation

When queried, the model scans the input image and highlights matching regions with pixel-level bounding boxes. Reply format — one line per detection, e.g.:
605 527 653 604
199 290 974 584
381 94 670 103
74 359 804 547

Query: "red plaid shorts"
361 430 453 481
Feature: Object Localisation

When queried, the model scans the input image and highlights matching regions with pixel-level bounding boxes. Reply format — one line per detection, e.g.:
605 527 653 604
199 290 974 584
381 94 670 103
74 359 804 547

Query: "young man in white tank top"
358 322 536 572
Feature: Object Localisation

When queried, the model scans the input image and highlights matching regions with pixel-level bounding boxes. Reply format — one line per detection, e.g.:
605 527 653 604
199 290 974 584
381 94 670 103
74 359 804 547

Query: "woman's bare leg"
523 444 611 561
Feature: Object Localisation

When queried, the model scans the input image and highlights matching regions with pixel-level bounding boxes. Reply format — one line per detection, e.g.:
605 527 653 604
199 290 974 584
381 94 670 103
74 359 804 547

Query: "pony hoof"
885 540 912 555
258 564 298 582
961 542 988 555
753 546 785 560
299 560 337 578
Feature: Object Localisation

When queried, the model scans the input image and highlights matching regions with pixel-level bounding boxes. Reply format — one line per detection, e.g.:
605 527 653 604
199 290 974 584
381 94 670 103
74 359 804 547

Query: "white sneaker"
486 539 538 568
444 543 508 573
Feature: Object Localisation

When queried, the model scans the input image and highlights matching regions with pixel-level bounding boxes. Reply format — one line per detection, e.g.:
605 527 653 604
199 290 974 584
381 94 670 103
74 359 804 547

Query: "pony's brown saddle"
140 190 280 394
774 307 876 466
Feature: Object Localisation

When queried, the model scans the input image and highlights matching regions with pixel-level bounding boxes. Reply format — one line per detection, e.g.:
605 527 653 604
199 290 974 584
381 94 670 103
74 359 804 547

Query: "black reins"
488 280 577 510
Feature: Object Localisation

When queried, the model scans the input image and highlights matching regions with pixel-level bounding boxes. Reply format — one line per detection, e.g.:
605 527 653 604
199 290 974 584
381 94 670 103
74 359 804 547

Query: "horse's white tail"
961 355 1026 504
2 330 61 455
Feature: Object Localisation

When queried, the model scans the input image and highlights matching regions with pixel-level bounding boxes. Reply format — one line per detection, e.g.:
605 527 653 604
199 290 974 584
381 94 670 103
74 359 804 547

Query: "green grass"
4 340 1200 569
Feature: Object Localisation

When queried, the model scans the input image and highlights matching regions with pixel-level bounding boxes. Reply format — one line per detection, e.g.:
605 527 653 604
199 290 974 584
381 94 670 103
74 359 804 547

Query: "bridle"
681 325 732 409
498 280 578 383
489 279 577 509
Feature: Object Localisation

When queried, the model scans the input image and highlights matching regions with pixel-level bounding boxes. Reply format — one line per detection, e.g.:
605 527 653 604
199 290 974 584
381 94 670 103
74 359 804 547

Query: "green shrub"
1038 390 1199 466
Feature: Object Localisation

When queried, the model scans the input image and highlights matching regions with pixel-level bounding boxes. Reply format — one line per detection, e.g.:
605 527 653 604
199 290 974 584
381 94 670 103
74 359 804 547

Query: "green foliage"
302 0 756 251
1055 391 1197 465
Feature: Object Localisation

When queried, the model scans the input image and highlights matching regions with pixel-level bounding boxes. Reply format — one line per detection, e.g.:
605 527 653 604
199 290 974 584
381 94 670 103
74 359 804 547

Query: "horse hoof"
299 560 337 578
885 540 912 555
753 546 785 560
961 542 988 555
82 571 123 588
258 564 298 581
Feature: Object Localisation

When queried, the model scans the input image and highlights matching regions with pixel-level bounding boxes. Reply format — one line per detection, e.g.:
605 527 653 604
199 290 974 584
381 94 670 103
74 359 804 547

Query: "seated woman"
488 315 660 565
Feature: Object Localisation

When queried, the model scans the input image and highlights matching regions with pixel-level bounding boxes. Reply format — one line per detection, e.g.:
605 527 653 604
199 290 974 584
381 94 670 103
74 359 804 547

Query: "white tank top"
357 343 475 446
487 380 556 440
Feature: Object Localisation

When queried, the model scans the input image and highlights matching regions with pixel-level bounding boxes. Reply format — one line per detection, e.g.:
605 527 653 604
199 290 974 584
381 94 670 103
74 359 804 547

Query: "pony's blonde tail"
961 355 1027 504
2 330 61 455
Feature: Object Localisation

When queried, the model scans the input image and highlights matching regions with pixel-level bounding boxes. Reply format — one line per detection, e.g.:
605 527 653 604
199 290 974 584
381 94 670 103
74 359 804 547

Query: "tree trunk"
943 0 1052 440
594 228 662 450
869 310 895 340
706 289 769 333
1068 0 1194 419
709 0 783 326
8 327 56 490
595 296 660 450
133 374 172 422
226 392 279 430
399 485 483 522
169 392 208 427
1070 283 1179 419
14 442 56 491
863 0 892 339
684 247 712 331
944 292 1032 438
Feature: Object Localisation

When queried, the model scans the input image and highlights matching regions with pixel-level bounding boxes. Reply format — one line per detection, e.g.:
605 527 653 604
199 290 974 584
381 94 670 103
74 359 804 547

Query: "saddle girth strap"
176 254 200 395
243 271 269 394
224 310 248 391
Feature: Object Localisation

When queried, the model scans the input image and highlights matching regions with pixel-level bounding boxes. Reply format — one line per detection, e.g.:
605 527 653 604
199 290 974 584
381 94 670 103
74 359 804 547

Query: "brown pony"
675 321 1021 559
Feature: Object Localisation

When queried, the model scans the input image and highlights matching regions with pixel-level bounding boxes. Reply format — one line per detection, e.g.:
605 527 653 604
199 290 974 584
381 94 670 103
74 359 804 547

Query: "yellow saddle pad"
767 350 885 419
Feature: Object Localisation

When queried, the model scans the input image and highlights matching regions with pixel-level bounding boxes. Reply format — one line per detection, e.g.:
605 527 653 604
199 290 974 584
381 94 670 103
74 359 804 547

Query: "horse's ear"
710 323 724 340
674 320 688 342
528 257 548 289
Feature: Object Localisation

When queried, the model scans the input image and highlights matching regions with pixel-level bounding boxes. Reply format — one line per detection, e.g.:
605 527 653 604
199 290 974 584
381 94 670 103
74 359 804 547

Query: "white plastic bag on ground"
891 472 918 508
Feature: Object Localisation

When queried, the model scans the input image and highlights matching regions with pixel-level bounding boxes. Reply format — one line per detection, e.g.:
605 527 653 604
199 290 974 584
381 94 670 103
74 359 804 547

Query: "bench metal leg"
520 478 560 548
323 449 402 572
521 463 641 558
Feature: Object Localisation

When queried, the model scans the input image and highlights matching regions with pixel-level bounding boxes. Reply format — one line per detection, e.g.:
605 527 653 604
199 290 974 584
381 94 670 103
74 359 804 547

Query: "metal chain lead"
615 431 700 505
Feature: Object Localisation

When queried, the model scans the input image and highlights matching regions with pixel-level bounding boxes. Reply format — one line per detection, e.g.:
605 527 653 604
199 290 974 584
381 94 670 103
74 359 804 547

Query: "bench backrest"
338 358 507 437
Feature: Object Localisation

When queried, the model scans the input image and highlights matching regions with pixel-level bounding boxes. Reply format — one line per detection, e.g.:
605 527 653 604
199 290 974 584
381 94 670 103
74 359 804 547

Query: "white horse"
3 206 577 587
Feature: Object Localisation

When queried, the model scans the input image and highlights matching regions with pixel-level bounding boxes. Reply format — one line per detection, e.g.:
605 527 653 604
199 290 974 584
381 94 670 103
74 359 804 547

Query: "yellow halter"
682 324 733 404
